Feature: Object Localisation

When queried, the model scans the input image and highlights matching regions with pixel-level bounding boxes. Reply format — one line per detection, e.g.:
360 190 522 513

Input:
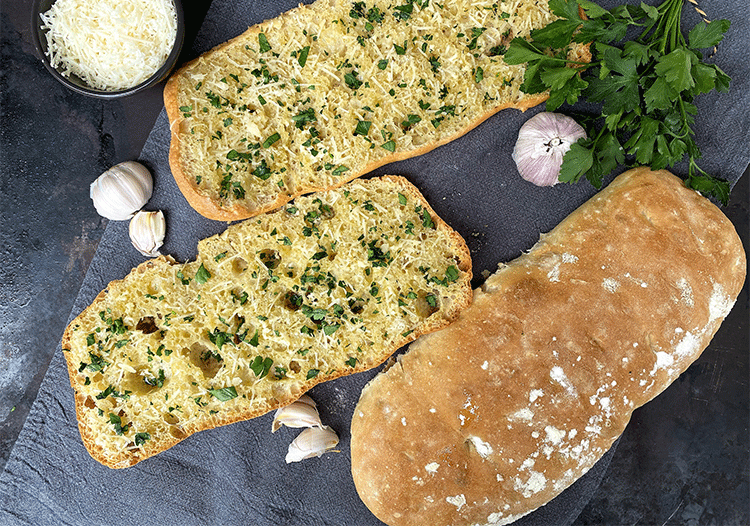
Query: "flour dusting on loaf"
61 176 471 468
164 0 589 220
350 168 746 526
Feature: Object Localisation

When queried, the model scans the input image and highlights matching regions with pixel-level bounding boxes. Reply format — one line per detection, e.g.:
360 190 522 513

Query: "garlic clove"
285 425 339 463
90 161 153 220
291 393 317 410
272 395 321 432
129 210 165 257
512 112 587 187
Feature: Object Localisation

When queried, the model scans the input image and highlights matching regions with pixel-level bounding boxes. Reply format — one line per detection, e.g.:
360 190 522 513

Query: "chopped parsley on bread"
164 0 589 220
62 176 471 468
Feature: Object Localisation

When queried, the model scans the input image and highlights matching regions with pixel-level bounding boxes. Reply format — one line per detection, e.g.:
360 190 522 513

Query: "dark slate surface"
1 1 748 525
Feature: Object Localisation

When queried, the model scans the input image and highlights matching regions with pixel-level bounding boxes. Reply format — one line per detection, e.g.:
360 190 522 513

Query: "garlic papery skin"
285 425 339 463
512 112 587 187
90 161 153 220
129 210 165 257
272 395 322 433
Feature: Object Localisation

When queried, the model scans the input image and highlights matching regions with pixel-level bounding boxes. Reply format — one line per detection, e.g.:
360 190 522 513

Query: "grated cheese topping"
63 177 470 466
41 0 177 91
170 0 575 217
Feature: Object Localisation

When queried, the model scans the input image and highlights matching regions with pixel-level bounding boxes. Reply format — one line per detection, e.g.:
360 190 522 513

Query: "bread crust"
350 168 746 526
163 0 586 221
61 176 472 468
61 257 181 468
165 69 548 221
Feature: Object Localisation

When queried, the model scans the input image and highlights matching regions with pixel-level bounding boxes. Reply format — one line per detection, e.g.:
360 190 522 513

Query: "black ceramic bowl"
31 0 185 98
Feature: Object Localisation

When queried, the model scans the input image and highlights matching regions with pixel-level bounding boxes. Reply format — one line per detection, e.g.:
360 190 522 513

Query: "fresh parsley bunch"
504 0 732 204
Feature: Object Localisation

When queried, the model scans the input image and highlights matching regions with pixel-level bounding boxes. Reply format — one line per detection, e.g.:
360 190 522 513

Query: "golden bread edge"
163 0 584 221
61 175 473 468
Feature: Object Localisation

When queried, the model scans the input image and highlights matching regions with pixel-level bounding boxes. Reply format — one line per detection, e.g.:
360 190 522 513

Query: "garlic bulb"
90 161 153 220
512 112 587 187
272 395 322 433
129 210 165 257
285 425 339 463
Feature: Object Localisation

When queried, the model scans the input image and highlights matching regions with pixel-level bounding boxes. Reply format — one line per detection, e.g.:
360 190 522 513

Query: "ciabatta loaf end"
164 0 589 220
62 176 471 468
350 167 746 526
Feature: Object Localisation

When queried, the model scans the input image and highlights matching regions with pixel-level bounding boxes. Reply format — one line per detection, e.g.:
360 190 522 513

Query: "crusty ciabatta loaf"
350 168 746 526
164 0 589 220
61 176 472 468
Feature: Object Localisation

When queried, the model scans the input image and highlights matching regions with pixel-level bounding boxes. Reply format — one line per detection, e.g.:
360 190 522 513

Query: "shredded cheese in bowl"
40 0 178 92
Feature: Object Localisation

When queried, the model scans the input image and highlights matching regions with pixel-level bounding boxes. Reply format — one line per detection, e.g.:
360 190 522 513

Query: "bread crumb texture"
350 168 746 526
165 0 585 219
61 176 471 468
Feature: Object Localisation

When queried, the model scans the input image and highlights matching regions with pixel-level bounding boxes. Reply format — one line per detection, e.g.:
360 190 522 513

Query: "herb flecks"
108 413 129 435
292 108 317 129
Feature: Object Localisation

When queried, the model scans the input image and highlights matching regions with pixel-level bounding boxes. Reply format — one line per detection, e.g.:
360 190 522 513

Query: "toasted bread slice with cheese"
62 176 472 468
164 0 589 220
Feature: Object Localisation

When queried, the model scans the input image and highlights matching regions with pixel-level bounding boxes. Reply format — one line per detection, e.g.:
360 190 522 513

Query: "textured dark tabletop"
1 1 748 525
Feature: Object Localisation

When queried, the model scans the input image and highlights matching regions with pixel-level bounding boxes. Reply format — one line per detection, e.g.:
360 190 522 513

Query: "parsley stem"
658 0 685 54
668 0 684 53
592 122 608 144
689 158 708 178
677 97 691 138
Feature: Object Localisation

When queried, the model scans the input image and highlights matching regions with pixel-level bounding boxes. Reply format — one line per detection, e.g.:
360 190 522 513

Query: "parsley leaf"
506 0 732 204
195 263 211 284
263 132 281 148
401 114 421 131
354 120 372 136
688 19 731 49
253 159 272 180
258 33 271 53
108 413 129 435
345 71 363 90
687 168 730 205
323 323 341 335
503 38 547 65
332 165 350 176
250 356 273 379
654 48 696 93
558 141 594 185
292 108 317 129
135 432 151 446
209 386 238 401
393 2 413 20
297 45 310 67
474 66 484 83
